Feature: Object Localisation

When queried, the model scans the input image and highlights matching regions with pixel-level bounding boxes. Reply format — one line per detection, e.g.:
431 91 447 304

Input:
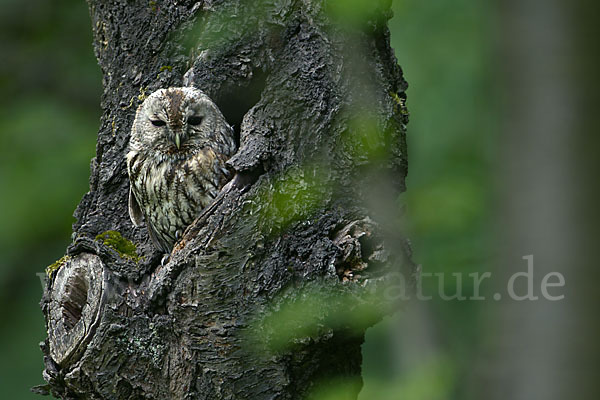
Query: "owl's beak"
175 133 181 149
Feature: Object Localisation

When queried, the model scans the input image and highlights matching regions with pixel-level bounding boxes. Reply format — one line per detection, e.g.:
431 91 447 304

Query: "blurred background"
0 0 596 399
0 0 101 397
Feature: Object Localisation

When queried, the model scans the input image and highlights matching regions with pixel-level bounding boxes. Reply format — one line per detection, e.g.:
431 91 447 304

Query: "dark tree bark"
37 1 413 399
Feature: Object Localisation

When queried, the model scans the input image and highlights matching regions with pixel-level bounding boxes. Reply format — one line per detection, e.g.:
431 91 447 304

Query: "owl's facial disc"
166 127 185 153
172 115 203 150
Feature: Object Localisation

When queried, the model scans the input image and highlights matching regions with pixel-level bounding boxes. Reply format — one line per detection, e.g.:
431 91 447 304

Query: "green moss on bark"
95 230 140 262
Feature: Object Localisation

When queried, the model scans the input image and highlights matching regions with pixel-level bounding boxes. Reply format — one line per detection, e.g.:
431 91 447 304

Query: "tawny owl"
127 87 236 253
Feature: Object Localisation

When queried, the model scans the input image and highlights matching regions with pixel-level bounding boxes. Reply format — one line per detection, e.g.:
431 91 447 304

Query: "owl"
127 87 236 253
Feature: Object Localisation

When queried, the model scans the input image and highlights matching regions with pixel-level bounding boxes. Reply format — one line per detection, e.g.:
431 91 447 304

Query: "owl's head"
129 87 231 156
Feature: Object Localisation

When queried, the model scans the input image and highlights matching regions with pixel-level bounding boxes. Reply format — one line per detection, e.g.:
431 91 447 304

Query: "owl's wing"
129 187 170 253
128 188 145 227
145 220 171 254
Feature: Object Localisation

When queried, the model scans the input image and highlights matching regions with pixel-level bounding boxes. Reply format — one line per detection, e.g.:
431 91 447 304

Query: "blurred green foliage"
251 164 331 237
248 283 391 356
0 0 495 398
0 0 101 397
360 1 496 399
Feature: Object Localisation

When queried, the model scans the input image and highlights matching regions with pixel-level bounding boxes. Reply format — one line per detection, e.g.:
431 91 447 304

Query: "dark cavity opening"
61 272 89 331
215 70 268 148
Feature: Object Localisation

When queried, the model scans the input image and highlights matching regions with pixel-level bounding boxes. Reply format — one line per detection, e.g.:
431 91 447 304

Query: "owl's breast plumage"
127 146 231 252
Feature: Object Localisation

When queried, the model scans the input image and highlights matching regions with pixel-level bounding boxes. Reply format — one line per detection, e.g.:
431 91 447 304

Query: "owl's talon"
161 254 170 266
175 230 182 241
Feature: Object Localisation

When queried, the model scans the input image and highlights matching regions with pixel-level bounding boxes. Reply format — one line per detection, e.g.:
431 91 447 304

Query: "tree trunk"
37 1 413 399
